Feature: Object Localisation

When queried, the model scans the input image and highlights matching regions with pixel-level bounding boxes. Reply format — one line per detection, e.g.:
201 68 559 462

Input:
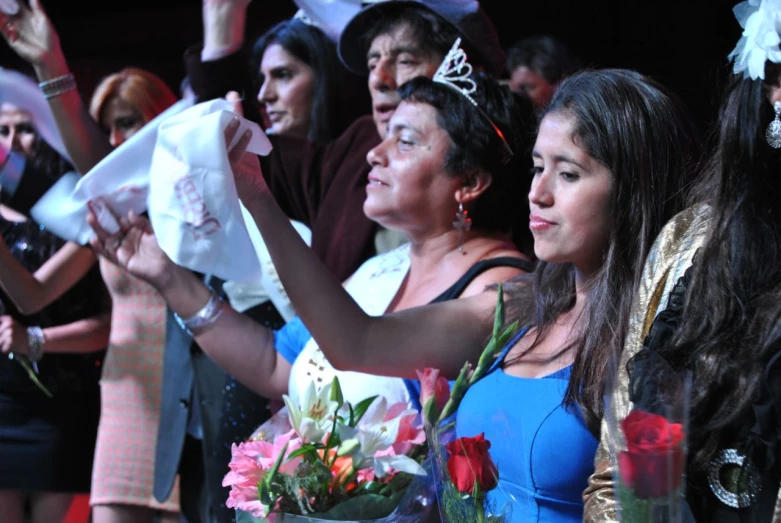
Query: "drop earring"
766 101 781 149
453 202 472 254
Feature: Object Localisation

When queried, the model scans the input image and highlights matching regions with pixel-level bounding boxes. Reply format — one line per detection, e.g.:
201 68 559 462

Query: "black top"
431 256 535 303
0 215 108 394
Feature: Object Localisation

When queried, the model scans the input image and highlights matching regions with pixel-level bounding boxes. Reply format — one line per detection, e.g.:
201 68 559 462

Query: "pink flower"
223 430 302 516
386 402 425 456
416 368 450 418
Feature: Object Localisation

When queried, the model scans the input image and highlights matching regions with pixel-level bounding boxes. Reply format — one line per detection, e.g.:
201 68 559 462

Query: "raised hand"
202 0 252 57
0 0 65 71
87 203 175 289
223 92 269 200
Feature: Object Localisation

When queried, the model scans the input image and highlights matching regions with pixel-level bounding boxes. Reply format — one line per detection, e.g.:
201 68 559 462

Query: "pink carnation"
223 430 302 516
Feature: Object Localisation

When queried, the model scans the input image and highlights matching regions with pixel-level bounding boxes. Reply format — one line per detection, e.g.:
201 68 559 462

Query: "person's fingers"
128 211 154 234
28 0 47 16
86 202 113 244
226 90 244 117
88 236 112 261
228 130 253 165
0 315 12 330
0 13 18 42
223 116 240 148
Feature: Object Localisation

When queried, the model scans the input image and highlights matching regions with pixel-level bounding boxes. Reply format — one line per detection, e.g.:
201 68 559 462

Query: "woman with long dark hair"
250 16 369 144
584 3 781 521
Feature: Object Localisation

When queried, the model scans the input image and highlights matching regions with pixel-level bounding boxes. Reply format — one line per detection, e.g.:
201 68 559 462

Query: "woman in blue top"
90 47 702 520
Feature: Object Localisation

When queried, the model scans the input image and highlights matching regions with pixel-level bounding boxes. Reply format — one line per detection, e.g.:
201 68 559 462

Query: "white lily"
283 381 339 444
338 397 426 478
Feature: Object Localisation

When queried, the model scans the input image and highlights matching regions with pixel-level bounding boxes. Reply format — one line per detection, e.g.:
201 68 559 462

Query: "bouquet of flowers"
604 349 692 522
224 376 431 522
421 284 518 522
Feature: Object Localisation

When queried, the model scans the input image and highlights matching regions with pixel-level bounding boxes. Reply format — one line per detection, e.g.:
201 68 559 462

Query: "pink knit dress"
89 258 180 511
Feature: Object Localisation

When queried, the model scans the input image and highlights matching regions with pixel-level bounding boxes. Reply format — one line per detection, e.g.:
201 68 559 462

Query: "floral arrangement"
421 284 517 522
223 376 428 521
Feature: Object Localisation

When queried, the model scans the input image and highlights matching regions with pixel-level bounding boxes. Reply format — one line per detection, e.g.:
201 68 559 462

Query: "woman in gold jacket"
584 2 781 520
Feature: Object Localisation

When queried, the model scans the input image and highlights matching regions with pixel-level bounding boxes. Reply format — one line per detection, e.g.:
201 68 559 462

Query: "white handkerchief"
30 97 195 243
147 98 272 282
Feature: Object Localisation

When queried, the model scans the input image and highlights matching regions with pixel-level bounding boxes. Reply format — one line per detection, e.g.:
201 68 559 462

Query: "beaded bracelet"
39 73 77 99
26 326 45 363
174 288 225 336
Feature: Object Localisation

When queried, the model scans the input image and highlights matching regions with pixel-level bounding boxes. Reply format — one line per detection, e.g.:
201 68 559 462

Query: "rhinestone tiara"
432 38 514 165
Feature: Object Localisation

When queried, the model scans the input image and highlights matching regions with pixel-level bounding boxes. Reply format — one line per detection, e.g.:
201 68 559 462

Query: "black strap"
430 257 535 304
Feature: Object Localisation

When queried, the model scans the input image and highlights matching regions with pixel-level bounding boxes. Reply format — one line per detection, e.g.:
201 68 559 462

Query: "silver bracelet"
39 73 77 99
26 326 45 363
174 288 225 335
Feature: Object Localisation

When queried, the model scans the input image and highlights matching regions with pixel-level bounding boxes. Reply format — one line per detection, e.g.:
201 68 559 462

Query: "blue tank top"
455 329 598 522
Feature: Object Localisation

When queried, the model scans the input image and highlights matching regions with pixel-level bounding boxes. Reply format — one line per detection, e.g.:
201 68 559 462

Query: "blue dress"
455 329 598 522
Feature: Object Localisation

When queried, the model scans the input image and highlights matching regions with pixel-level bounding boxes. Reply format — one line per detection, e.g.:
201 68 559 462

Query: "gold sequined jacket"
582 204 781 522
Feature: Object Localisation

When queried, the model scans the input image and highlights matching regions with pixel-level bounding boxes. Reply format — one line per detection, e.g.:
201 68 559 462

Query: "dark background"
0 0 742 134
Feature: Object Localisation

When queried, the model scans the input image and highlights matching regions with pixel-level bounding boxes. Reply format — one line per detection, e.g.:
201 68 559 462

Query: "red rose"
619 409 685 498
445 433 499 495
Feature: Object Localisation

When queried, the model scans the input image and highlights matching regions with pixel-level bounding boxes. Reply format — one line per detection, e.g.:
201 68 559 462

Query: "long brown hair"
651 70 781 477
506 69 702 434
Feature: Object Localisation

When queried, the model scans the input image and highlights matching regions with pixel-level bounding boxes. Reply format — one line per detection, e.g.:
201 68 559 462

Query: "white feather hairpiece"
729 0 781 80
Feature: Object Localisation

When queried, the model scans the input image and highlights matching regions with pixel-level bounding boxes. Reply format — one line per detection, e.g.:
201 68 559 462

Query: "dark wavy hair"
650 67 781 476
505 69 703 434
398 74 537 252
251 19 370 144
362 6 461 71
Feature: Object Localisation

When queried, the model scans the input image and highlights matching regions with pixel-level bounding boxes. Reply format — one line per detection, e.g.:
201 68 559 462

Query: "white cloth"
30 98 195 243
292 0 362 42
287 244 411 407
0 68 71 163
146 99 272 282
222 218 312 319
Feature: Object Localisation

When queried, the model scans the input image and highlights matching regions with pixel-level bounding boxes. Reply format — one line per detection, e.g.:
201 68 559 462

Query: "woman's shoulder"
649 204 710 269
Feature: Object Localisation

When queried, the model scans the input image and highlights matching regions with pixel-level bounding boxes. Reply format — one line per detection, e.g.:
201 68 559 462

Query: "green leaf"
285 444 319 463
350 395 378 426
308 493 401 520
264 441 288 488
257 479 277 506
422 396 439 426
329 376 344 407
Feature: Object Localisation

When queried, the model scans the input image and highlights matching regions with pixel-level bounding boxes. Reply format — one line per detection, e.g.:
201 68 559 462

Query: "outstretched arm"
0 0 113 173
87 204 291 399
0 237 96 315
239 182 496 380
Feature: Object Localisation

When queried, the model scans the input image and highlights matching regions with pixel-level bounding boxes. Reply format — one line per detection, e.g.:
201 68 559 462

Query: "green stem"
476 493 486 523
14 355 53 398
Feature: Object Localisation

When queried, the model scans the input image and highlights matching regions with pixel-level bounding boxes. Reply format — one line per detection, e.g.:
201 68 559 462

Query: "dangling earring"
453 202 472 254
766 101 781 149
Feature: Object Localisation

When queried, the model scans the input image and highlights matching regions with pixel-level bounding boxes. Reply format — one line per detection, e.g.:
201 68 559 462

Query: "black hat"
338 0 505 77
